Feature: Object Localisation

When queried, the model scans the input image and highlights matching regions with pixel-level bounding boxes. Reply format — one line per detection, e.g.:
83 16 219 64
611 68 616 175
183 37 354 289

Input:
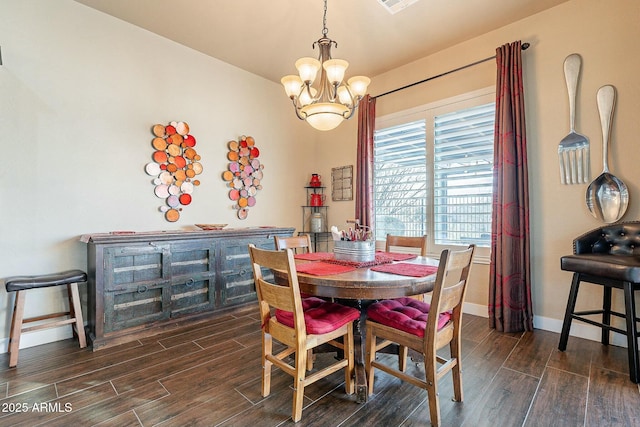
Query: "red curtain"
489 41 533 333
355 95 376 228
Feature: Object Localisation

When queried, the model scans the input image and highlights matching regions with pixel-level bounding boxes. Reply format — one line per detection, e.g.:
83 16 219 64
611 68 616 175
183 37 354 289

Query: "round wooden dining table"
272 254 440 403
286 255 439 299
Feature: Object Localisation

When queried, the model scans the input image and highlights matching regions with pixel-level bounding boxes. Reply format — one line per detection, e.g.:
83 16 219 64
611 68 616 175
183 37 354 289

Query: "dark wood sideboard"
83 227 295 350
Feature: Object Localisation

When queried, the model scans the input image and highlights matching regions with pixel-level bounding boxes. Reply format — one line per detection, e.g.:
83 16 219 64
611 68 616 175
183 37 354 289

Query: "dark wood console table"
82 227 294 350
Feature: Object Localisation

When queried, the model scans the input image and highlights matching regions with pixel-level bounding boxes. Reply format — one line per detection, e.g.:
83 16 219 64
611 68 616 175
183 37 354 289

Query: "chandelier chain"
322 0 328 36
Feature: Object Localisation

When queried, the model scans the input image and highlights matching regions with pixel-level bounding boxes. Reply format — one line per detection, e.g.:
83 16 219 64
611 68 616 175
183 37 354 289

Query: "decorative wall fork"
558 53 590 184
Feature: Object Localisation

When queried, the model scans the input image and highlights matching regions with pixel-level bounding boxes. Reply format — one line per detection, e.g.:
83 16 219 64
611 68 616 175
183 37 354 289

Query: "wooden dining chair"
385 234 428 302
365 244 475 427
274 234 313 254
385 234 428 257
274 233 318 368
248 244 359 422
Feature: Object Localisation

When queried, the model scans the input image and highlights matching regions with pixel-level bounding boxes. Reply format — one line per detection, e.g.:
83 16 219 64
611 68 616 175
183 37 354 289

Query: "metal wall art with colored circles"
222 135 263 219
145 121 203 222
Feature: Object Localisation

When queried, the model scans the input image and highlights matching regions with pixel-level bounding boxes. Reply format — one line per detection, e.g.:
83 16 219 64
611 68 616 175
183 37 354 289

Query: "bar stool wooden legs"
5 269 88 367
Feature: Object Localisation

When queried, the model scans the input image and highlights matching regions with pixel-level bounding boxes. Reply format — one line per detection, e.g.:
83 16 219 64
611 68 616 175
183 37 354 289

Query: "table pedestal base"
354 333 368 403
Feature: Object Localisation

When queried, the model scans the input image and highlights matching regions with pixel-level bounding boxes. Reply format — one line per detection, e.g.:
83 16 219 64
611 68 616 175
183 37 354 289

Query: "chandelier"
281 0 370 131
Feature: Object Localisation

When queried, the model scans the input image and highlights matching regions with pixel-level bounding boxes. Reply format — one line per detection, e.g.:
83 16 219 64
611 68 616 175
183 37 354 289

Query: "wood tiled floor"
1 305 639 426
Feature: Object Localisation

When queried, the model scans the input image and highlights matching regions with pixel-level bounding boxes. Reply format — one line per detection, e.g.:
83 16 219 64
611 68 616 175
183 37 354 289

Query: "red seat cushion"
275 297 360 335
366 297 451 337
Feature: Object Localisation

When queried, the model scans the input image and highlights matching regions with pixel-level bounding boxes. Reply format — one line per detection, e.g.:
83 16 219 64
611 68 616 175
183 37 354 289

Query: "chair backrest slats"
385 234 427 256
257 278 296 312
274 235 313 254
425 245 475 345
249 244 305 332
437 280 466 314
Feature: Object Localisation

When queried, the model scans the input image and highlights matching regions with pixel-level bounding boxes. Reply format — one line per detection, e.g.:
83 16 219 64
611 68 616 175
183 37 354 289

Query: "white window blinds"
373 120 427 240
433 103 495 247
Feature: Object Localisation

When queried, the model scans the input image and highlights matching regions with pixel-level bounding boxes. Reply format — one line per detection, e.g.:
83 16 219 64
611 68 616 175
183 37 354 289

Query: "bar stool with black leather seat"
4 269 88 367
559 221 640 383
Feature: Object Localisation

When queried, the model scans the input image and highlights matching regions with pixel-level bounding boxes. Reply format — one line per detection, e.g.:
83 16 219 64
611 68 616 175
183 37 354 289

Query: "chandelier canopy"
281 0 370 131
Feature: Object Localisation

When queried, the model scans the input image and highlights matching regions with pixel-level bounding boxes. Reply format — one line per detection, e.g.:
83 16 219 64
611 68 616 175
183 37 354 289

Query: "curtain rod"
373 42 530 99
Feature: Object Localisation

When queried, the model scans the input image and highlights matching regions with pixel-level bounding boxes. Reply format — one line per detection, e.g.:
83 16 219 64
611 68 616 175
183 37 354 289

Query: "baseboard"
461 302 628 348
533 314 628 347
462 302 489 317
0 326 73 354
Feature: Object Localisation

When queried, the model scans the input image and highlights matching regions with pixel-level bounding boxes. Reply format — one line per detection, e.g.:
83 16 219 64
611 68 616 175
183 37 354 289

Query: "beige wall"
0 0 317 349
318 0 640 341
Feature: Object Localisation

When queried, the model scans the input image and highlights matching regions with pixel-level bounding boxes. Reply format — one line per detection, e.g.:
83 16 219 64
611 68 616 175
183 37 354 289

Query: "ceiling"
74 0 568 84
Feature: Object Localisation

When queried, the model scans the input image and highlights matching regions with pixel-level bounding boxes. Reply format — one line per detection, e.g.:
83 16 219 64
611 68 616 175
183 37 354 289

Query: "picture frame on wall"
331 165 353 201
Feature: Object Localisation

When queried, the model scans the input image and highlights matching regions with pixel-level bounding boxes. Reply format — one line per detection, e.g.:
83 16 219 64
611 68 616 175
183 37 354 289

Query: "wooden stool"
5 269 87 367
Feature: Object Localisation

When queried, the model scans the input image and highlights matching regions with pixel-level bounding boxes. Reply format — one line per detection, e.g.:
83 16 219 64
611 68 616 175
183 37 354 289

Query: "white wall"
319 0 640 342
0 0 316 349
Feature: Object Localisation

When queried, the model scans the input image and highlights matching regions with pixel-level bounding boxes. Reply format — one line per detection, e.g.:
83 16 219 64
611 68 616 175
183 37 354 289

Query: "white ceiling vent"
377 0 420 15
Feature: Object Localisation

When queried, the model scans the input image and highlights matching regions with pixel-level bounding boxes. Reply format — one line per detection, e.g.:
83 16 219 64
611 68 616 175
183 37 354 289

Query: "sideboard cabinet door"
169 240 217 316
103 244 171 333
218 238 266 307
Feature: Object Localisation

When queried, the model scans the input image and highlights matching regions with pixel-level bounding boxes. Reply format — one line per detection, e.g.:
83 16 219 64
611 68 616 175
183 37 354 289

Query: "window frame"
374 87 495 262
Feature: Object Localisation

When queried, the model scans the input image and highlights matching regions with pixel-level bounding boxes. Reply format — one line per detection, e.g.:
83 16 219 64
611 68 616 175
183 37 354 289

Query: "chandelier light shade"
281 0 370 131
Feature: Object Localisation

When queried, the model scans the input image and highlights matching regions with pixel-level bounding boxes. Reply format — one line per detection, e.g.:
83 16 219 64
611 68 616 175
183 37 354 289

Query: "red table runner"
370 263 439 277
296 261 356 276
294 252 395 267
294 252 334 261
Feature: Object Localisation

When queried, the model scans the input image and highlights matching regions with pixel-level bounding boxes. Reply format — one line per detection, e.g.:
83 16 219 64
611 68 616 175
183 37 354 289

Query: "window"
373 120 427 240
373 88 495 256
433 103 494 246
